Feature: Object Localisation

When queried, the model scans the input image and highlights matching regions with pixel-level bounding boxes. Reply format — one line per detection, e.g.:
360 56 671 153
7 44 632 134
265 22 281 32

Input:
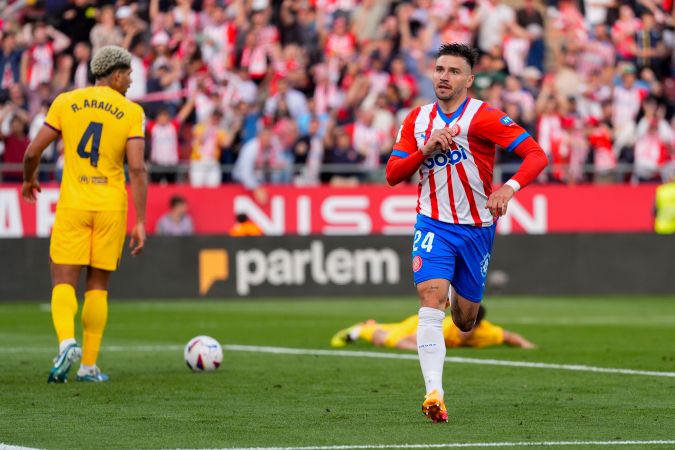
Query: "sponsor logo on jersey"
500 115 515 126
422 145 469 169
91 176 108 185
412 255 423 272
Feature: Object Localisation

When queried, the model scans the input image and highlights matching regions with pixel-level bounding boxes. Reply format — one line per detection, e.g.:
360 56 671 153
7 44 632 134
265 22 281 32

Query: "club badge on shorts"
412 255 423 272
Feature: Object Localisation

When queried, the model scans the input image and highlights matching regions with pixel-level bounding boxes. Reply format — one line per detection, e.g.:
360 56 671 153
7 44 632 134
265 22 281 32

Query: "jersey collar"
436 97 469 124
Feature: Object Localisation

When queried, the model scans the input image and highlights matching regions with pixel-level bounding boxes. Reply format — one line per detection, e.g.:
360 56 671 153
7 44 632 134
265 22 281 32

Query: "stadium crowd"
0 0 673 190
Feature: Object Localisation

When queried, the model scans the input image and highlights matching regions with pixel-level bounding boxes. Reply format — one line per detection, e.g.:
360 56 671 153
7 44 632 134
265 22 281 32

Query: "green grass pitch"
1 296 674 450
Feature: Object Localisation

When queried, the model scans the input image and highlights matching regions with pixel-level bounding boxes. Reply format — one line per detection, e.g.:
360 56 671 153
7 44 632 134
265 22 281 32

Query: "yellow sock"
51 284 78 344
81 290 108 367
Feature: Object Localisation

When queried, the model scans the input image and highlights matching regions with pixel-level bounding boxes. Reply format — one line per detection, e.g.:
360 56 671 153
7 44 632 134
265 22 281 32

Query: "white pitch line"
222 345 675 379
218 440 675 450
1 344 674 378
0 444 41 450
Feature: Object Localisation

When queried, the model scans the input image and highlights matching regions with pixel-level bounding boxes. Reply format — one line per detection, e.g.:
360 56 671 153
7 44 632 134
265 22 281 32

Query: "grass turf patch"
0 296 674 449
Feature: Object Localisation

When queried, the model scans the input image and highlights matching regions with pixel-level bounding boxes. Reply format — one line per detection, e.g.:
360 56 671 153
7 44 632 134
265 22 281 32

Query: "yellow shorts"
50 208 127 271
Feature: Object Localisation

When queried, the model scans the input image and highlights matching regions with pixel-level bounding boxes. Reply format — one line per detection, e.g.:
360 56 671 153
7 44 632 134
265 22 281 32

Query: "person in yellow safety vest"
655 166 675 234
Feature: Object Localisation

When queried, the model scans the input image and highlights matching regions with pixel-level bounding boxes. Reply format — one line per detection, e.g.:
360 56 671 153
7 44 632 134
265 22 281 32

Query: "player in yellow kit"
22 46 148 383
331 304 536 350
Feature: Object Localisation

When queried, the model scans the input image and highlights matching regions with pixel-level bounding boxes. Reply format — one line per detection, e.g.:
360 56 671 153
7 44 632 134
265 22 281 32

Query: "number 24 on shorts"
413 230 435 252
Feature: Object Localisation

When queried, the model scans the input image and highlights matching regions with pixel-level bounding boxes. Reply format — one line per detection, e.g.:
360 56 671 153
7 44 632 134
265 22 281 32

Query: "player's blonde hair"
90 45 132 78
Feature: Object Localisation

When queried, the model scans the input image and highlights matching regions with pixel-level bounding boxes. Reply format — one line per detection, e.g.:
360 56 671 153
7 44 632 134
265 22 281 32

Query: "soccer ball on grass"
184 335 223 372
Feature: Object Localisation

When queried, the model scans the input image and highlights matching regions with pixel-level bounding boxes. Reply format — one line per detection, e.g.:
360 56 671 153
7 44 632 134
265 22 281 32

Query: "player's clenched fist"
422 128 455 155
486 184 515 218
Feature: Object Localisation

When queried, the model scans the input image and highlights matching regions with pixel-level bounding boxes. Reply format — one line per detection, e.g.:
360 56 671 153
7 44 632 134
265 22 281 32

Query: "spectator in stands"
89 6 122 52
634 118 671 183
611 5 642 63
117 6 148 51
59 0 97 49
634 11 667 77
190 109 231 188
0 0 672 186
232 126 273 204
0 112 29 182
70 41 92 90
127 40 148 102
293 116 325 186
351 107 389 182
147 97 195 184
323 124 362 186
0 32 23 89
515 0 545 72
155 195 194 236
613 63 648 161
264 77 309 125
474 0 516 54
586 116 617 184
21 22 70 90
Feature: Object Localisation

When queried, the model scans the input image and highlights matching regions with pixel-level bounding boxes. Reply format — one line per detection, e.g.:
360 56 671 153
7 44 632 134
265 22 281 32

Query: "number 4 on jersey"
77 122 103 167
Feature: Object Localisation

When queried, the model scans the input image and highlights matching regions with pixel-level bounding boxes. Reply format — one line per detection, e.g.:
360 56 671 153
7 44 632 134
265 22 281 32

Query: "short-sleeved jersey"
443 318 505 348
45 85 145 211
392 97 531 227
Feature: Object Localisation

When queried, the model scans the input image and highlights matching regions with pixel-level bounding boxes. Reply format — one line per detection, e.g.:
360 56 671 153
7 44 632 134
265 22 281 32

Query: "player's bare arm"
126 137 148 256
22 125 60 203
503 330 537 349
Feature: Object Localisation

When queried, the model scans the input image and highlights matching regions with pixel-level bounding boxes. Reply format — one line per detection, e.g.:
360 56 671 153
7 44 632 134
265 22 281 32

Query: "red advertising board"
0 183 657 237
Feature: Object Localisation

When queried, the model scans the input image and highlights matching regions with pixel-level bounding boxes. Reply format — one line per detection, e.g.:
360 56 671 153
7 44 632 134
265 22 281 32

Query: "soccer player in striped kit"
386 43 548 423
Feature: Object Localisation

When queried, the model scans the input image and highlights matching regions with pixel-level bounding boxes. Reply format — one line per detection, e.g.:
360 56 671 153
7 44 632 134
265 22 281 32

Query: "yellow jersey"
443 318 505 348
655 182 675 234
45 85 145 211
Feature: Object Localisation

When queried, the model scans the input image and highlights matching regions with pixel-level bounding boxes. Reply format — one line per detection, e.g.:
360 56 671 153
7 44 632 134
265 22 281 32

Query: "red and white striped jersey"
391 97 532 227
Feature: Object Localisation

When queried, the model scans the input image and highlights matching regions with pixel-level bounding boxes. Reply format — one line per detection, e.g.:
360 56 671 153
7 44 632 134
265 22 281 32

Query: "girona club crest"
412 255 423 272
450 124 461 137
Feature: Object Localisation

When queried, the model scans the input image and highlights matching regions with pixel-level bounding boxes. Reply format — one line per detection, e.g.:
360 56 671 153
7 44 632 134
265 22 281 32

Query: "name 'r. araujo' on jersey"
391 97 531 227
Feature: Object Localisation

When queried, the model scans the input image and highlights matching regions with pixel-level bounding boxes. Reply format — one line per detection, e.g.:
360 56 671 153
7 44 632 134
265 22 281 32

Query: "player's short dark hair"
170 195 186 208
437 43 479 69
475 305 486 325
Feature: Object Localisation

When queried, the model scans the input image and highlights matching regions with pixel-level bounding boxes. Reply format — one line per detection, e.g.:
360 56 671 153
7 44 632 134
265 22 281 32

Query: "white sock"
59 338 76 354
417 307 446 396
348 325 362 341
78 364 94 374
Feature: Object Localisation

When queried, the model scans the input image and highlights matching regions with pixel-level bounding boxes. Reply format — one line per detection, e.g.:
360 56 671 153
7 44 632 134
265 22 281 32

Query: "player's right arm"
126 106 148 256
386 109 425 185
22 95 65 203
385 108 455 186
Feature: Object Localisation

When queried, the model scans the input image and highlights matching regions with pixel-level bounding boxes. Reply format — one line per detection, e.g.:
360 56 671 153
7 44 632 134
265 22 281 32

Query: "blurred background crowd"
0 0 673 191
